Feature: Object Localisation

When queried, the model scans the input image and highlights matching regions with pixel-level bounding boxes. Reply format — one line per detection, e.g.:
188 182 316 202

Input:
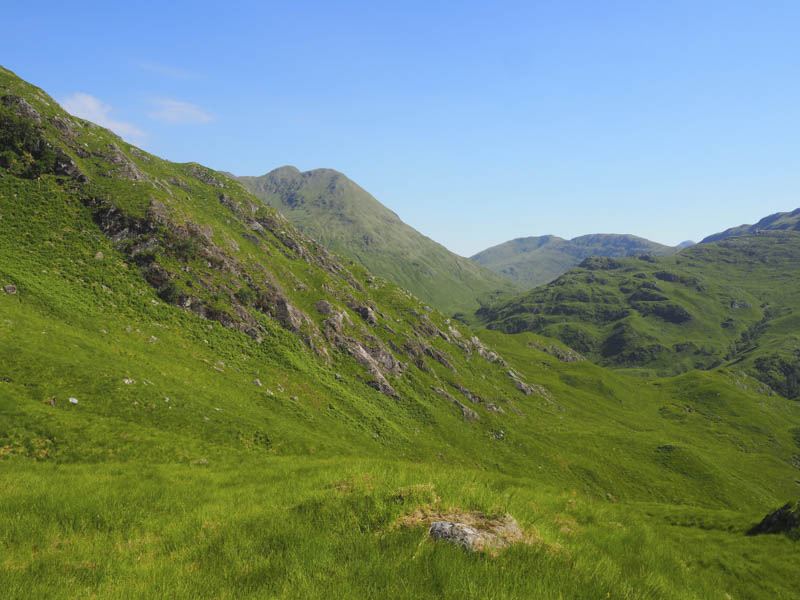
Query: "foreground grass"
2 457 799 600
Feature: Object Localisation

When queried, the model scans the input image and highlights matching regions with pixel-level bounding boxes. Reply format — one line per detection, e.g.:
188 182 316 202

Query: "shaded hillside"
472 233 678 289
478 232 800 397
702 208 800 243
239 167 518 316
3 66 800 598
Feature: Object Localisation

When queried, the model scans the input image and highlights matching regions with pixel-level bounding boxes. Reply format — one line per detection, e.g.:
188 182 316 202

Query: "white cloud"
60 92 147 143
137 61 198 80
146 98 214 125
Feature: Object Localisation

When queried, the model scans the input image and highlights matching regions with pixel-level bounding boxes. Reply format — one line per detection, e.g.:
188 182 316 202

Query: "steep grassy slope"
702 208 800 243
472 233 678 289
2 66 800 598
479 233 800 397
239 167 519 316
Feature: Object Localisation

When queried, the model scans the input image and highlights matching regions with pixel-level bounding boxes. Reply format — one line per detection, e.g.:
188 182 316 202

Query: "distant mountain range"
471 234 681 289
477 230 800 398
239 167 519 316
701 208 800 243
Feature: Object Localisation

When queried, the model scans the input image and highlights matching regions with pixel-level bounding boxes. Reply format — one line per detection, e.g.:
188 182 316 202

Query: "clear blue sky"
4 1 800 255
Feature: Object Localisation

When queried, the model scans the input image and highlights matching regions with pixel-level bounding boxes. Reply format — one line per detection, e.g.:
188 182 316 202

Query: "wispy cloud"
146 98 215 125
60 92 147 143
137 61 198 80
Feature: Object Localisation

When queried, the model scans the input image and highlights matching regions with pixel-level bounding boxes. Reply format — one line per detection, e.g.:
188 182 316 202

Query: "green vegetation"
239 167 519 316
471 233 679 289
702 208 800 243
478 234 800 397
2 64 800 598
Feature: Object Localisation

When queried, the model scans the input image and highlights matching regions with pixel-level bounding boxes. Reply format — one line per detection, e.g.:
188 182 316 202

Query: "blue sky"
4 1 800 255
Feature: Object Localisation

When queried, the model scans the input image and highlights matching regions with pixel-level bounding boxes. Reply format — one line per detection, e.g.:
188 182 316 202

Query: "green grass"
2 64 800 598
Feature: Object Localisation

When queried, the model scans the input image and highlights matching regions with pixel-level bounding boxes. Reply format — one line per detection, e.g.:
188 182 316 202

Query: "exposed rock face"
351 303 377 326
432 387 479 422
424 345 455 371
103 143 148 182
53 148 87 181
189 164 225 188
1 94 42 122
450 383 483 404
748 501 800 536
50 115 78 137
527 341 584 363
315 300 334 315
507 369 552 399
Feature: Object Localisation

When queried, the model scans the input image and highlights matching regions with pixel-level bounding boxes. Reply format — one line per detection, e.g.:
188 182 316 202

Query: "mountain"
3 65 800 598
471 233 679 289
702 208 800 243
239 167 519 317
478 231 800 398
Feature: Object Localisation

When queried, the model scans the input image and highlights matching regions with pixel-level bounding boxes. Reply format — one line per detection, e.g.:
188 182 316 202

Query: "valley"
1 64 799 599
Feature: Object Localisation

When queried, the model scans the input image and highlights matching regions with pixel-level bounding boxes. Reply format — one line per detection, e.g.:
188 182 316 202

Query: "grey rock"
1 95 42 122
429 521 480 550
315 300 334 315
3 285 16 294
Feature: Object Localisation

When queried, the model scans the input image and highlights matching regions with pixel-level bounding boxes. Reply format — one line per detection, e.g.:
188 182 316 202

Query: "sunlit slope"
240 167 519 316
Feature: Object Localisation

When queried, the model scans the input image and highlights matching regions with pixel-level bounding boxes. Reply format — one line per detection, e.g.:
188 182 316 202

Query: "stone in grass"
422 512 532 554
3 285 16 294
94 251 104 260
748 500 800 536
68 397 79 405
253 378 262 387
430 522 482 550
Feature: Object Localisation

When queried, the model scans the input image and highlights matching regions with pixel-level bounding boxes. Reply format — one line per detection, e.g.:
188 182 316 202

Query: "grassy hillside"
702 208 800 243
239 167 519 317
2 65 800 598
472 233 678 289
478 233 800 398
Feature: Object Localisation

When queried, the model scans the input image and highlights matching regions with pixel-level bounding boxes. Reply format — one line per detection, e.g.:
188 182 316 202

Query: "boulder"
748 501 800 536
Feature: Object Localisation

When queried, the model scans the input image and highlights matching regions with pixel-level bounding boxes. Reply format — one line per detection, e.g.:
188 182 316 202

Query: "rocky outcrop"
350 303 378 326
527 341 584 363
507 369 552 399
432 387 479 422
188 164 225 188
102 143 148 182
1 94 42 122
748 501 800 536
